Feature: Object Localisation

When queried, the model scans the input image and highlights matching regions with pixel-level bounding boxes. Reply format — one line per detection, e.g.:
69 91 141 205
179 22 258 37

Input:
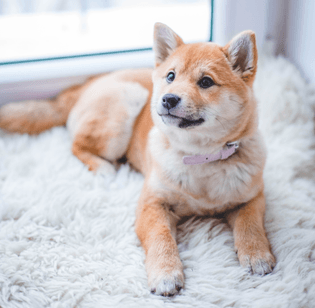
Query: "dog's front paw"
149 269 184 297
238 247 276 275
145 244 184 296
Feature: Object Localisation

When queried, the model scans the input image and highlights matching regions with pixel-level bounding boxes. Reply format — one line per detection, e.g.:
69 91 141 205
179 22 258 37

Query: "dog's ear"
153 23 184 67
223 31 258 85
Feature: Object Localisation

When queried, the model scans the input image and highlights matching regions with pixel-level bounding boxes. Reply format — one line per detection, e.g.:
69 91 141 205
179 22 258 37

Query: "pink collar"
182 142 239 165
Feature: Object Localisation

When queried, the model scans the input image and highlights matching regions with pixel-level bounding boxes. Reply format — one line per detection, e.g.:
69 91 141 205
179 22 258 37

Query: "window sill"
0 49 154 104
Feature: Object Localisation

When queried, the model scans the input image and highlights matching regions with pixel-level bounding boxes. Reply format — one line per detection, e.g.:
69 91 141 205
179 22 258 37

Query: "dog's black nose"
162 94 181 110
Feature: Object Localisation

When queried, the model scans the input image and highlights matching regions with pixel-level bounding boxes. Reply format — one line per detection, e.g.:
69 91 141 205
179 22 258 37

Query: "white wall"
285 0 315 84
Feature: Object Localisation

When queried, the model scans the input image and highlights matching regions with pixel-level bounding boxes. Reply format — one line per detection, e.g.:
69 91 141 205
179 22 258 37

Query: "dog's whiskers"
215 116 227 131
207 109 228 131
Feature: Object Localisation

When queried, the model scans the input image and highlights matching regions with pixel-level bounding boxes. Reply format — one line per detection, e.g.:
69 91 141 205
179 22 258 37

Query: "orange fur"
226 190 276 274
135 181 183 296
0 23 275 296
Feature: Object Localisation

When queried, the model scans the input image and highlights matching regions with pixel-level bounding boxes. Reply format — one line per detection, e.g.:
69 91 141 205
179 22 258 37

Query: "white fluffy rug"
1 54 315 308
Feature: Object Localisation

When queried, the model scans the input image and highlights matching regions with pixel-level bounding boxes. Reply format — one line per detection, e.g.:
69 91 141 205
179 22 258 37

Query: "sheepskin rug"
1 54 315 308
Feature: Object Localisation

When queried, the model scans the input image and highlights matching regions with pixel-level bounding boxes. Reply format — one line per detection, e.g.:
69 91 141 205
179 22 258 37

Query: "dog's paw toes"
149 271 184 297
240 252 276 275
252 254 275 275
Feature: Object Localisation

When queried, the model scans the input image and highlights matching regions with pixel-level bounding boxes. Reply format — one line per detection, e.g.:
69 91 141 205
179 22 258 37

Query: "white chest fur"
148 128 266 216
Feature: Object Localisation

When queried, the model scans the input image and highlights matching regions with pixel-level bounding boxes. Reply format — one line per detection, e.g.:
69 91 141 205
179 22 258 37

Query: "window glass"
0 0 211 64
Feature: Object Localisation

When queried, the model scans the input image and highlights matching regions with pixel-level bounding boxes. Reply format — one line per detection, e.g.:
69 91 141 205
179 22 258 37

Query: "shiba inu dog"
0 23 275 296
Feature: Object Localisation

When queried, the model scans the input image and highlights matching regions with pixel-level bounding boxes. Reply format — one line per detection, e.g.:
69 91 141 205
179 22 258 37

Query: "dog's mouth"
159 113 205 128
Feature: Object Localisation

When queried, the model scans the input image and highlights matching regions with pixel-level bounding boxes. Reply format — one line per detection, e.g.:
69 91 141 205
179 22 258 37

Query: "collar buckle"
226 141 239 149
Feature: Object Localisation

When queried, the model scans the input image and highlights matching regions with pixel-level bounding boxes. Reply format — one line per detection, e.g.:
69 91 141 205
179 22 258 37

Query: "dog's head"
151 23 258 147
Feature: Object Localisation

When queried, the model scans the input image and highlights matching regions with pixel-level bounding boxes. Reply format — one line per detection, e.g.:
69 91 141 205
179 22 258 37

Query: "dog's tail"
0 84 83 135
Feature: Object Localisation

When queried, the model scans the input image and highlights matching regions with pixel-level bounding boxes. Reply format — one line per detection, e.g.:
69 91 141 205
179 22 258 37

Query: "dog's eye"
198 77 214 89
166 72 175 83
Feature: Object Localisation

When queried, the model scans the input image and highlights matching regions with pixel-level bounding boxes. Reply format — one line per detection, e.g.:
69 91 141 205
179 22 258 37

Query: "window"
0 0 212 104
0 0 211 64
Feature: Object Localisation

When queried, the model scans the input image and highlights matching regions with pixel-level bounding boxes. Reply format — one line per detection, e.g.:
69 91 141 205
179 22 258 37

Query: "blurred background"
0 0 314 103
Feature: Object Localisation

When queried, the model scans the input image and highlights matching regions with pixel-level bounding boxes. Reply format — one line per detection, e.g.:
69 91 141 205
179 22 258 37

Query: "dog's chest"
170 162 247 212
156 147 261 216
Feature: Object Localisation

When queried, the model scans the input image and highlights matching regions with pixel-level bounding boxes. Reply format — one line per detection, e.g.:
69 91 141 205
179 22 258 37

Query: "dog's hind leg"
72 141 116 174
68 76 149 174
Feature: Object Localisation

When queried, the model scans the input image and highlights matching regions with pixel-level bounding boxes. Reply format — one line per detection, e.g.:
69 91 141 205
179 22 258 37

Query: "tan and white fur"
0 23 275 296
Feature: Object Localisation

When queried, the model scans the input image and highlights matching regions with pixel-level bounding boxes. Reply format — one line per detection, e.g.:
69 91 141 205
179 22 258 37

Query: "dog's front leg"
227 191 276 275
135 183 184 296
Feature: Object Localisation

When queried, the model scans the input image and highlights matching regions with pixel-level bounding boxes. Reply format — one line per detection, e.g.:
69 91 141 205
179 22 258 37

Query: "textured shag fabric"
1 54 315 308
